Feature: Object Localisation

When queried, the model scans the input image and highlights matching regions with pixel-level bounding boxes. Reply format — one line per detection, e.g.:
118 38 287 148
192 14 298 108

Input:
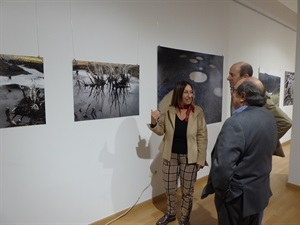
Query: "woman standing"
148 80 208 225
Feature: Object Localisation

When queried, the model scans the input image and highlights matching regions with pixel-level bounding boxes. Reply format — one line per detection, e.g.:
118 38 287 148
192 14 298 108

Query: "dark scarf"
179 104 195 122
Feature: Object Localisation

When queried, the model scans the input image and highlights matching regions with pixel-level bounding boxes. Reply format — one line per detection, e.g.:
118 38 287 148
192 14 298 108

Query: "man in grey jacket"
201 78 277 225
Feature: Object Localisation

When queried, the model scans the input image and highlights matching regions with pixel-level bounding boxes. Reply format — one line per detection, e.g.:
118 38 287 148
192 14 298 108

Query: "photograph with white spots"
157 46 223 124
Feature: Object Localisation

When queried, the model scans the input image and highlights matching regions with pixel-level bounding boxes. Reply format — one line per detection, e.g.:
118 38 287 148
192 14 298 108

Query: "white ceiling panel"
278 0 298 13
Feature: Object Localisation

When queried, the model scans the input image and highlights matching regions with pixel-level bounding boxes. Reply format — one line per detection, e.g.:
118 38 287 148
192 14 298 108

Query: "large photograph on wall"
73 59 139 121
157 46 223 124
283 71 294 106
0 54 46 128
258 69 281 106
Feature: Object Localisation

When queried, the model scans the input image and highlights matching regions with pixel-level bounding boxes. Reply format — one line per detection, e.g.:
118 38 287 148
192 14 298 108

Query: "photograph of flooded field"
0 54 46 128
73 59 139 121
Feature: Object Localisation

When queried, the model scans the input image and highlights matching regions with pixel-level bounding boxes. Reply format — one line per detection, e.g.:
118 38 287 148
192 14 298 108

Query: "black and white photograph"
73 59 139 121
157 46 223 124
0 54 46 128
259 71 281 106
284 71 294 106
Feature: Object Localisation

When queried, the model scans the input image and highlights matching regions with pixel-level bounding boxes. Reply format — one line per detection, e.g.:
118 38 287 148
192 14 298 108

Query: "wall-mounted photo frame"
0 54 45 128
258 69 281 106
157 46 223 124
283 71 294 106
73 59 140 121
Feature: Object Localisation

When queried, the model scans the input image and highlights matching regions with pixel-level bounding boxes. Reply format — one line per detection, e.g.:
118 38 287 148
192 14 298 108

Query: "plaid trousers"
163 153 198 221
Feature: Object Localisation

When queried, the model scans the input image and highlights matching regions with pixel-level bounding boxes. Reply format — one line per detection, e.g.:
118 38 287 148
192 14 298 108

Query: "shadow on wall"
99 117 166 214
136 131 165 212
99 118 150 212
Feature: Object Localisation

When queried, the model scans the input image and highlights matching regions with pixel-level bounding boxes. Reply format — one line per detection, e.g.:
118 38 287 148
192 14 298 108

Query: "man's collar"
232 105 248 115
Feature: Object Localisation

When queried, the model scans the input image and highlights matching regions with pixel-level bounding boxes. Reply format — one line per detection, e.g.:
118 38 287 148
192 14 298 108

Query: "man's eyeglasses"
230 87 238 94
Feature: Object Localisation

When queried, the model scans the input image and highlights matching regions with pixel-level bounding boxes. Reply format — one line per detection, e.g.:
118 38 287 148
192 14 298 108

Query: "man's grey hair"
236 81 267 106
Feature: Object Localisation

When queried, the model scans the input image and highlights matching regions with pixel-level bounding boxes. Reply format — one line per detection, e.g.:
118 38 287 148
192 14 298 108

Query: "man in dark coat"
201 77 277 225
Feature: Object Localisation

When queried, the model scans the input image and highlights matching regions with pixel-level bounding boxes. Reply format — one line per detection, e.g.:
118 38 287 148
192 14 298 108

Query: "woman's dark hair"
170 80 195 108
236 81 267 106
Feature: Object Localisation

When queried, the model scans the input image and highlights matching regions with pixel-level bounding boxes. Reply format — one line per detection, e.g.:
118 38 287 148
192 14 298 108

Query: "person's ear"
239 92 246 102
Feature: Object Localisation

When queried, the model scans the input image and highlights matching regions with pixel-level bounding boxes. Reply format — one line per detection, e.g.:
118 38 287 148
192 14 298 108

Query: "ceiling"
278 0 298 13
233 0 297 31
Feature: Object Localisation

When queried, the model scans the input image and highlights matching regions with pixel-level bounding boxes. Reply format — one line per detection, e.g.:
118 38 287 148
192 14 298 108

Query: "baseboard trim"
286 182 300 190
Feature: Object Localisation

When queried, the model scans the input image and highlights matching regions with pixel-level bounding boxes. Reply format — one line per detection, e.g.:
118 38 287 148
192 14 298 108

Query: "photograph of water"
259 72 281 106
0 54 45 128
73 59 139 121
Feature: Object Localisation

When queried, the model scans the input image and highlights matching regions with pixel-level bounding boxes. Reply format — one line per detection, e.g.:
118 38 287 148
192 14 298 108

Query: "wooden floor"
93 142 300 225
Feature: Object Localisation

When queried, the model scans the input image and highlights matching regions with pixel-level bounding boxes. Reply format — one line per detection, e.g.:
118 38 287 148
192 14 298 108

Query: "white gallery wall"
0 1 296 224
289 0 300 186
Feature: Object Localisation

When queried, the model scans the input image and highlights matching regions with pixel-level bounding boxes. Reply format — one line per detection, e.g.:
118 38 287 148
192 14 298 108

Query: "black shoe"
156 213 176 225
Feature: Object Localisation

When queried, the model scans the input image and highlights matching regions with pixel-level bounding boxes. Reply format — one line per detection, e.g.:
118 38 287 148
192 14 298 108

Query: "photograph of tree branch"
73 59 139 121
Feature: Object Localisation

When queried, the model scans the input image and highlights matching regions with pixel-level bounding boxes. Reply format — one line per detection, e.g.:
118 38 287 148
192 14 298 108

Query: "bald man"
244 77 264 91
